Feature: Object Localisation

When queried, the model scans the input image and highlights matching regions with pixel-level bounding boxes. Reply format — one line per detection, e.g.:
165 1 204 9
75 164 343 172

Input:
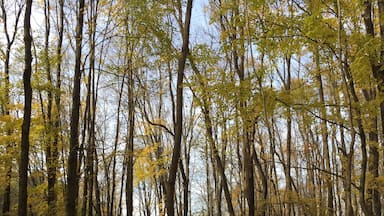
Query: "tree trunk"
65 0 85 215
126 58 135 216
52 0 63 213
165 1 193 215
110 74 125 216
18 0 33 215
315 51 334 216
362 2 382 214
284 55 294 216
43 0 58 214
86 1 98 213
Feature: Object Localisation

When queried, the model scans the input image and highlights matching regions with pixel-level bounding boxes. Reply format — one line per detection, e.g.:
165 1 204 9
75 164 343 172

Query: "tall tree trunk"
189 57 235 216
205 141 213 216
65 0 85 215
94 149 102 216
284 55 294 216
52 0 64 212
125 50 135 216
18 0 33 215
252 143 268 216
340 48 371 216
81 89 90 216
110 74 125 216
315 50 334 216
335 2 354 215
228 3 255 214
43 0 58 214
362 1 382 214
378 6 384 197
165 1 193 215
179 160 188 216
86 1 98 213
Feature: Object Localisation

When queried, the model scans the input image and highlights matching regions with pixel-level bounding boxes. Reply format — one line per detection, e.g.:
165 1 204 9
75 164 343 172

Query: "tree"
0 0 23 214
165 1 193 215
18 0 32 215
2 0 384 215
65 0 85 215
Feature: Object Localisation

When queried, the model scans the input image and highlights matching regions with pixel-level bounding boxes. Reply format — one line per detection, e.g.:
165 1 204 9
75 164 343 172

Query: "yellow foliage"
134 144 167 185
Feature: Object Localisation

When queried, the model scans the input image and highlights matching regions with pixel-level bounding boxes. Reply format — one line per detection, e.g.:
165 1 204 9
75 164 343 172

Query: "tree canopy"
0 0 384 215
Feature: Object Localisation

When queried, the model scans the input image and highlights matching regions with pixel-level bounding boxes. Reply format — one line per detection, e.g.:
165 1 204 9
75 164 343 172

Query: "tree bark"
110 74 125 216
65 0 85 215
43 0 58 214
165 1 193 215
362 1 382 215
315 50 334 216
18 0 33 215
126 56 135 216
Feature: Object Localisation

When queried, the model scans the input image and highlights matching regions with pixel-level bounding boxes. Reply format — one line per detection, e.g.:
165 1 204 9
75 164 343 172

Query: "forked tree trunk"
165 1 193 215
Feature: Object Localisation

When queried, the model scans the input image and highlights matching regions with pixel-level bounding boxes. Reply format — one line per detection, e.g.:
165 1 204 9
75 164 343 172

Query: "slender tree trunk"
228 5 254 214
81 92 90 216
1 37 12 216
94 149 102 216
315 50 334 216
378 5 384 188
19 0 33 215
360 2 381 214
252 143 268 216
284 56 294 216
166 1 193 215
341 48 371 216
110 74 125 216
43 0 58 214
1 1 22 214
179 160 188 216
367 114 380 215
334 2 354 215
52 0 64 212
189 57 235 216
66 0 85 215
86 1 98 213
126 55 135 216
205 141 213 216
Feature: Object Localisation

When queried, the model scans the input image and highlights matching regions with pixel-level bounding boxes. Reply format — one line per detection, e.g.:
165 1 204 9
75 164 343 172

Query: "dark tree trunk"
65 0 85 215
126 55 135 216
86 1 98 213
362 1 382 215
43 0 57 214
165 1 193 215
52 0 64 211
18 0 33 215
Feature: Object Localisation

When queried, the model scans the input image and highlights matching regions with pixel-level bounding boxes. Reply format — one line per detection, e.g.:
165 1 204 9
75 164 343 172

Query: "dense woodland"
1 0 384 215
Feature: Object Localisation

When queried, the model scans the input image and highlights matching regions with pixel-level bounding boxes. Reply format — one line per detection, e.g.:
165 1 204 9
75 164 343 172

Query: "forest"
1 0 384 215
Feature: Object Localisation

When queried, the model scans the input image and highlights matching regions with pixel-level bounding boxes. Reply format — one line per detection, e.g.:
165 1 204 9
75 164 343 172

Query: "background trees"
0 0 384 215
